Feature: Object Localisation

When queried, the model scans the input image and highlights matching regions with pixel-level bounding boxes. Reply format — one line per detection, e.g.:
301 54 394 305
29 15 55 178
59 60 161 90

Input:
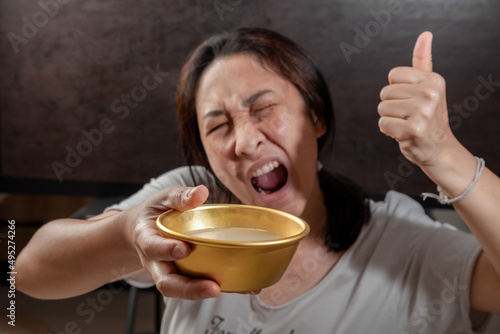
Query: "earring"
317 160 323 171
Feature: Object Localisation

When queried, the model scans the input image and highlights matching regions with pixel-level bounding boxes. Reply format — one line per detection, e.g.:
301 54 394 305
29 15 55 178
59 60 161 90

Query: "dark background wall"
1 0 499 196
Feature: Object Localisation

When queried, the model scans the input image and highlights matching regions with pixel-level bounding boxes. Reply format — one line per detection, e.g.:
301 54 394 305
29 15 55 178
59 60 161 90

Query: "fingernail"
185 186 197 198
173 245 187 258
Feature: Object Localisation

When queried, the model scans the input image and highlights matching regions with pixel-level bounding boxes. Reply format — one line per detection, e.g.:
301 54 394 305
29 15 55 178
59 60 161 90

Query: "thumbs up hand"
378 32 458 168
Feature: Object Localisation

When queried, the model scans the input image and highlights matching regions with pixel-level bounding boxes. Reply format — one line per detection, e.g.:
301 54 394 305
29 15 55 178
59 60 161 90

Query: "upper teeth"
252 160 280 178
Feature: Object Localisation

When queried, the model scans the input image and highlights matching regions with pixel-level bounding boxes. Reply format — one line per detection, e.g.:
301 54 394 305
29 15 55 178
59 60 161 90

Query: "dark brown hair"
176 28 370 252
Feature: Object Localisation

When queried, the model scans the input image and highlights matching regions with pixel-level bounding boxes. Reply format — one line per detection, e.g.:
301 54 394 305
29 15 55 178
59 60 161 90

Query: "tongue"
252 165 287 192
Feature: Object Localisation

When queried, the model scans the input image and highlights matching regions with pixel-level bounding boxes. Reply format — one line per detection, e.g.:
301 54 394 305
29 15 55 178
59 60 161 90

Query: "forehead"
195 54 293 110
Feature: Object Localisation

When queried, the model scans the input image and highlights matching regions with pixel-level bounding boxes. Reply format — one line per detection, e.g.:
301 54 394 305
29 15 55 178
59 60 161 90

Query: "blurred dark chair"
125 285 162 334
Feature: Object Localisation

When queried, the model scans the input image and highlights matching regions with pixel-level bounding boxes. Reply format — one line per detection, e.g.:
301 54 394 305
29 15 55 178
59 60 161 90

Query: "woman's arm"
420 128 500 314
378 32 500 313
16 209 141 299
16 185 221 300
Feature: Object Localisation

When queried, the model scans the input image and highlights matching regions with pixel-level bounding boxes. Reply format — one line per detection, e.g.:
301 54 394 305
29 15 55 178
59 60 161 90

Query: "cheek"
203 142 238 187
270 112 317 151
204 143 223 170
264 111 292 139
288 122 320 175
214 168 235 189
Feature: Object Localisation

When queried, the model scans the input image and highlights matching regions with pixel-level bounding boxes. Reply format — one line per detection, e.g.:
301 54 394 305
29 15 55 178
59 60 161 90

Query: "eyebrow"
243 89 272 107
202 89 273 121
202 109 226 121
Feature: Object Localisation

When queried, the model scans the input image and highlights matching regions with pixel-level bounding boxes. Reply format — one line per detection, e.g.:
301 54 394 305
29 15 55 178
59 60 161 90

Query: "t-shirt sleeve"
105 165 238 213
374 191 492 333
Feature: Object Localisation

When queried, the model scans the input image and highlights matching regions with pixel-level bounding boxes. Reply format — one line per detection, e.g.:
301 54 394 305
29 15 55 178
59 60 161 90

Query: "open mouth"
251 161 288 195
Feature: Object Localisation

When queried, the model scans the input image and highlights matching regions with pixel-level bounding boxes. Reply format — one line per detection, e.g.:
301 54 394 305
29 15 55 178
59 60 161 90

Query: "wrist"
419 139 477 199
117 209 143 262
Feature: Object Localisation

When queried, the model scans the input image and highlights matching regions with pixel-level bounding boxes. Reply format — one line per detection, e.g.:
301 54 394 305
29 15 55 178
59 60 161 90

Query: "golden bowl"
156 204 310 292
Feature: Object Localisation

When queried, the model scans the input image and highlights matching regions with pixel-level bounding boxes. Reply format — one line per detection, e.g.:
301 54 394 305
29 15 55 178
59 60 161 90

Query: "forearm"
421 140 500 277
16 211 143 299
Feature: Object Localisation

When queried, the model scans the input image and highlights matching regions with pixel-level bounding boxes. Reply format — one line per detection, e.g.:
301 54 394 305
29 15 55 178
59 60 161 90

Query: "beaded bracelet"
421 157 485 205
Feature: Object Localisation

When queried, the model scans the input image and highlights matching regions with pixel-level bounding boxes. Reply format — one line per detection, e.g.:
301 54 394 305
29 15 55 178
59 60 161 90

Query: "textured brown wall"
1 0 499 195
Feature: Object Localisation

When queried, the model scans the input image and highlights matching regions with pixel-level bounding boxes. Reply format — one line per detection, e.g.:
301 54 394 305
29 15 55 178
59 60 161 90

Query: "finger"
378 117 412 142
143 236 191 261
150 262 221 300
412 31 433 72
377 100 413 119
380 83 415 101
388 67 425 85
137 227 191 261
150 185 209 212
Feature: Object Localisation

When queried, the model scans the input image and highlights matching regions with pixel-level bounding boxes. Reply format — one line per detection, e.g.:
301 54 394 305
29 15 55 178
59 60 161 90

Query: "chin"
250 186 307 218
275 201 306 218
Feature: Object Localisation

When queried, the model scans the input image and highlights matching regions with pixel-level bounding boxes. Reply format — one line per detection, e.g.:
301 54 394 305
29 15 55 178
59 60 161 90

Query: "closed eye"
208 122 229 135
253 104 276 114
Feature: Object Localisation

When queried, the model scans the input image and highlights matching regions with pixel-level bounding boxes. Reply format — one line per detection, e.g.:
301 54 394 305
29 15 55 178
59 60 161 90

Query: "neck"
300 174 328 239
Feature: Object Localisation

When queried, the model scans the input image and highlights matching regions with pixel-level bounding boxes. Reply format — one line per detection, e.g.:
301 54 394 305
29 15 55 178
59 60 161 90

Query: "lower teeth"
257 187 271 195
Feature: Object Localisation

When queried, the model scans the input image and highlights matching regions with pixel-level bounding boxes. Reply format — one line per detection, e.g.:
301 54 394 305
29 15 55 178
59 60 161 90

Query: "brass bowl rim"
156 204 310 248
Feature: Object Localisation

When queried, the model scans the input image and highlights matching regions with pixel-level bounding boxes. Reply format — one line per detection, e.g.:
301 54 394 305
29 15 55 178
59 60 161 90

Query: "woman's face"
195 54 324 217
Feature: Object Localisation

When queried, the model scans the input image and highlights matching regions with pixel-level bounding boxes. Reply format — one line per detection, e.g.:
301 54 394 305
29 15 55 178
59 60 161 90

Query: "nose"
234 121 265 157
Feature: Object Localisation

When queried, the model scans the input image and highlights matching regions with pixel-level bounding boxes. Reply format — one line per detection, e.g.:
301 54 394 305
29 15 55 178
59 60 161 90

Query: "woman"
17 28 500 333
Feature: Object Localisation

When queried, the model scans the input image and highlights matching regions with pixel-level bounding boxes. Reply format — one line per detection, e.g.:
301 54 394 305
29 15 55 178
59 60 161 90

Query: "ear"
314 116 327 139
309 109 327 138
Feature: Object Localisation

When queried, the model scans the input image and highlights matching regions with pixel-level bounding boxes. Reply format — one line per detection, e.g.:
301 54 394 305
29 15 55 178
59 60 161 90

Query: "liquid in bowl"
185 227 282 242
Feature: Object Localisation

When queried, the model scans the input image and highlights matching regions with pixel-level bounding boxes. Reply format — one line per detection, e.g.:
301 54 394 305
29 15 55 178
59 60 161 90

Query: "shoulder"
153 165 215 188
155 166 240 204
358 190 469 256
362 190 479 263
367 190 443 233
105 166 234 212
370 190 426 219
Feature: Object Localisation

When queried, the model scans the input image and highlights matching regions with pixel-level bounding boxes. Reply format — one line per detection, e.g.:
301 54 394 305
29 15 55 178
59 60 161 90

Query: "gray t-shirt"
106 166 492 333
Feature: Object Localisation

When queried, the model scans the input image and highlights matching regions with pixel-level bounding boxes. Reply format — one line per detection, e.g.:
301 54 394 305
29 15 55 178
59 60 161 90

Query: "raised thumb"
412 31 433 72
